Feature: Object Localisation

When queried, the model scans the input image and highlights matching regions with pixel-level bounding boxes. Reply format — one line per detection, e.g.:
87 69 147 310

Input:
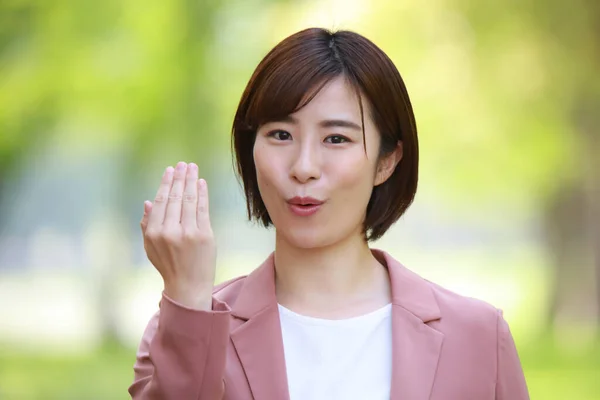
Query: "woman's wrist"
163 283 213 311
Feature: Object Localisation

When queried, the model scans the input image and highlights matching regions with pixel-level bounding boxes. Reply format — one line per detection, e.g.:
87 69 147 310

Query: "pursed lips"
286 196 325 217
286 196 325 206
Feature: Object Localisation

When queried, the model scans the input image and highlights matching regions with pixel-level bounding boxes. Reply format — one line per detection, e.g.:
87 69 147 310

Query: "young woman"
129 28 529 399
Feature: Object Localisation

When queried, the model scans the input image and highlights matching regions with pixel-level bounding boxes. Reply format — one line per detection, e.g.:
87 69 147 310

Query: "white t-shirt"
278 303 393 400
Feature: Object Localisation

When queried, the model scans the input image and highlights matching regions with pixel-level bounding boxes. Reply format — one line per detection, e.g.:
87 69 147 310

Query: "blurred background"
1 0 599 398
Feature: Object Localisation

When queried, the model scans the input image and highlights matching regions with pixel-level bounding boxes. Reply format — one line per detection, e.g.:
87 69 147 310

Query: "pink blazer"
129 249 529 399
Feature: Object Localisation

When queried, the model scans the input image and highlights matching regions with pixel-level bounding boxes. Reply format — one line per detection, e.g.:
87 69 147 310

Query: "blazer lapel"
389 304 444 399
230 253 290 400
374 250 444 400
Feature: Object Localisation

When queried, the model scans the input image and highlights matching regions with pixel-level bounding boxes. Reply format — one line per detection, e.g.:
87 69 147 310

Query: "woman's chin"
278 229 332 250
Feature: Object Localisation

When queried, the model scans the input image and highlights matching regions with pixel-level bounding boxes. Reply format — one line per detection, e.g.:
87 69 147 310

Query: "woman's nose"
289 142 321 183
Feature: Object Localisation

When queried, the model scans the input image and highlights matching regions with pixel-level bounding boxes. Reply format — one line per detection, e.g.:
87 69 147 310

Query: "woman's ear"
374 141 403 186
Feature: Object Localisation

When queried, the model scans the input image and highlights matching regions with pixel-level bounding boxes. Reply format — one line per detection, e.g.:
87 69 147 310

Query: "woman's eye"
325 135 349 144
267 130 291 140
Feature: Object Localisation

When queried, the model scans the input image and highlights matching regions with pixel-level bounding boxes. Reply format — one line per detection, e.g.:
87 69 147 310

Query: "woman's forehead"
290 77 369 121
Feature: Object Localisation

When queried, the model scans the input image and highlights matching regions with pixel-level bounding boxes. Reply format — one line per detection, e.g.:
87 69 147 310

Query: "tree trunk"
544 94 600 338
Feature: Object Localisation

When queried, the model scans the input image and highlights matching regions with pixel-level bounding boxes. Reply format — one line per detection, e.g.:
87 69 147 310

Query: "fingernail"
143 201 151 214
176 162 186 171
199 178 206 188
165 166 174 175
189 163 198 171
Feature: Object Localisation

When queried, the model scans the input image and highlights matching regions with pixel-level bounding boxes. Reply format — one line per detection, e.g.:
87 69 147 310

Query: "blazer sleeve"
495 309 530 400
128 293 231 400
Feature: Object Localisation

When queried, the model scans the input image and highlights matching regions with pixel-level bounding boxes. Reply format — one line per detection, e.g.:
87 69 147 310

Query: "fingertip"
144 200 152 214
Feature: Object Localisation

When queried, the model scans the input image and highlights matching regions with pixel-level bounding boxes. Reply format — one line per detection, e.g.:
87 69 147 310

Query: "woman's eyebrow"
319 119 362 131
272 115 362 131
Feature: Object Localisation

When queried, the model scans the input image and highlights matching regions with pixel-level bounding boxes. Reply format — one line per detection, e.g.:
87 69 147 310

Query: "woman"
129 28 529 399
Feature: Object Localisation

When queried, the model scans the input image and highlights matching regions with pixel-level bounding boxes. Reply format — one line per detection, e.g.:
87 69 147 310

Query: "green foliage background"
1 0 599 398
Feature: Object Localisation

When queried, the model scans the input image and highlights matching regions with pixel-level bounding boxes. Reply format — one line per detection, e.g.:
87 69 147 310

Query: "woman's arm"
130 162 225 398
495 310 530 400
128 293 230 399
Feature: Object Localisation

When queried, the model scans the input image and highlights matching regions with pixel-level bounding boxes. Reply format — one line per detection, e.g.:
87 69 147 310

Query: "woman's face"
253 76 399 249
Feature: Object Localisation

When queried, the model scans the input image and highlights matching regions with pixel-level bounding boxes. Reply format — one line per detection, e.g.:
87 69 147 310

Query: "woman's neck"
273 232 392 319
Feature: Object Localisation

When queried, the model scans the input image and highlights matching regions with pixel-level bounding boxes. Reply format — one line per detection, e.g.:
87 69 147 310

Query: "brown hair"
231 28 419 242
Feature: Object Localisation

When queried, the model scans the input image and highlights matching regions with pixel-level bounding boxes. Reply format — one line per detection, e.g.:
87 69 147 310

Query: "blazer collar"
372 248 441 322
231 252 277 320
229 249 443 400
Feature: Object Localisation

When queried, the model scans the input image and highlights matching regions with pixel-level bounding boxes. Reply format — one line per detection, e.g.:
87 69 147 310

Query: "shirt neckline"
277 303 392 327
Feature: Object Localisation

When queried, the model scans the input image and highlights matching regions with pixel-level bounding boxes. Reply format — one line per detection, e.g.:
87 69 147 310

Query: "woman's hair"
231 27 419 242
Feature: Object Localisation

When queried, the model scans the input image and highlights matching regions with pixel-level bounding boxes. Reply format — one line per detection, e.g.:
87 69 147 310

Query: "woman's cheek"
335 157 373 190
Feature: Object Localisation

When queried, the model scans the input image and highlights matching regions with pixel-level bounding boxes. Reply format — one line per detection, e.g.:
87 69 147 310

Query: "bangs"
242 33 346 128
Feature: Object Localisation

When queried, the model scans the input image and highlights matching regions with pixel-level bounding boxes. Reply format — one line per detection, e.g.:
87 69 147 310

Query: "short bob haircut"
232 28 418 242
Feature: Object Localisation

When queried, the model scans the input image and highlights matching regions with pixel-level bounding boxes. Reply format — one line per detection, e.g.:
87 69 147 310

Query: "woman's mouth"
286 196 325 217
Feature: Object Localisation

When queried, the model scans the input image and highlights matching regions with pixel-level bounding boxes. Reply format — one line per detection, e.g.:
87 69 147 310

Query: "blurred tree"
532 0 600 334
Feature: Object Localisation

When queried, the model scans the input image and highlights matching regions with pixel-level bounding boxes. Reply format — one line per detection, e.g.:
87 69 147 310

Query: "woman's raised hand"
140 162 217 310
